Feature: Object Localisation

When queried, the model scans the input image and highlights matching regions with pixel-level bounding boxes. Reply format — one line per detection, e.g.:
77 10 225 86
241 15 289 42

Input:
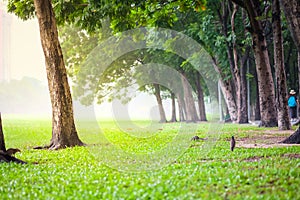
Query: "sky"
3 7 163 120
9 14 46 82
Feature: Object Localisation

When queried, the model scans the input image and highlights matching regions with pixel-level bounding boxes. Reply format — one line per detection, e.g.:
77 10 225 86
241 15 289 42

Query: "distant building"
0 4 12 82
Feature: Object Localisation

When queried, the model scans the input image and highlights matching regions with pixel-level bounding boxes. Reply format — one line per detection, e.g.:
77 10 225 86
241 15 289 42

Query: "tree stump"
281 126 300 144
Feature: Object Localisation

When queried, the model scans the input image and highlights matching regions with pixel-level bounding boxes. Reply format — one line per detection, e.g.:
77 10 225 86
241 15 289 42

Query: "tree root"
33 141 86 150
280 126 300 144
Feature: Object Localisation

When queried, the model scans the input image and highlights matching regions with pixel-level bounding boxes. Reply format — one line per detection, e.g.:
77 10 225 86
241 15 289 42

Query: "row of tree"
58 0 299 129
6 0 300 148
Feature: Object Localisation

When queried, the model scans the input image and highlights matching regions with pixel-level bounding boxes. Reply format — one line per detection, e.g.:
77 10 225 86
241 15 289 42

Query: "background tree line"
6 0 300 148
56 0 300 128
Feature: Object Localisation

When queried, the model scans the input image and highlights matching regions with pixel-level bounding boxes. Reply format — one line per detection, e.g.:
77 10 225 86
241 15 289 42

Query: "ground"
236 129 300 148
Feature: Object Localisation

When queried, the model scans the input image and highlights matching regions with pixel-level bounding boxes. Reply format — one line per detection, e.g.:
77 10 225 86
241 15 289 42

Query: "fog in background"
0 8 165 120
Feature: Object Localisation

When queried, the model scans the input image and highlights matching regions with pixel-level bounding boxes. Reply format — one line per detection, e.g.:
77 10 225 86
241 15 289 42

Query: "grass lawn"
0 117 300 199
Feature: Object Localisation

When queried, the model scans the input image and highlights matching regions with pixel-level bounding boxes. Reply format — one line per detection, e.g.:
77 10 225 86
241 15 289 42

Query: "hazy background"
0 7 165 120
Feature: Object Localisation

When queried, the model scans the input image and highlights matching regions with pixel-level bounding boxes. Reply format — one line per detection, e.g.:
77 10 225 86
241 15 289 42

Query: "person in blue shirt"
288 89 298 122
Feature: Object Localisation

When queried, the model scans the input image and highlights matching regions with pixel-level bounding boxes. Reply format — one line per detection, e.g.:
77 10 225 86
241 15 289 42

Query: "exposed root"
33 140 86 151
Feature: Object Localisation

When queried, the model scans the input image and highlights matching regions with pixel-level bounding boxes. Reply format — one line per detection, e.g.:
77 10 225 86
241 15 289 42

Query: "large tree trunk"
232 0 277 127
170 92 177 122
272 0 291 130
33 0 84 149
195 72 207 121
153 83 167 123
279 0 300 52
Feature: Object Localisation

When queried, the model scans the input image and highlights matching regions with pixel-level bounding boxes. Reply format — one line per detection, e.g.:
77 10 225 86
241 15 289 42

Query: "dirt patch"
237 129 300 148
243 154 300 162
243 156 265 162
282 153 300 159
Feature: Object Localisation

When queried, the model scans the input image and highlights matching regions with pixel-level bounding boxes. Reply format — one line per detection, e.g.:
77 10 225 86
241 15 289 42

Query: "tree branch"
230 0 245 8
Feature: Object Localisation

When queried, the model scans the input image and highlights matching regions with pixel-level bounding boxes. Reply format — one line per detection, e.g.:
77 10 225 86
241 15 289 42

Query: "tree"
272 0 290 130
153 84 167 123
279 0 300 52
279 0 300 143
33 0 84 149
231 0 278 127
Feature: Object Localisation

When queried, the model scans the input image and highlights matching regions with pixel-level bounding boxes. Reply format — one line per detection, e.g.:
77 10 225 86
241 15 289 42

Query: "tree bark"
239 54 249 123
230 3 249 124
281 126 300 144
272 0 291 130
170 92 177 122
232 0 277 127
298 52 300 101
195 72 207 121
279 0 300 52
254 65 261 120
153 83 167 123
33 0 84 149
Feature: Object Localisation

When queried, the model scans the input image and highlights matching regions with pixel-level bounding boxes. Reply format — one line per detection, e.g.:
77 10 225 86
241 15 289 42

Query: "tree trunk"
279 0 300 52
272 0 291 130
298 52 300 105
181 73 199 122
33 0 84 149
153 83 167 123
281 126 300 144
254 65 261 120
231 7 243 123
211 56 238 121
0 113 6 152
232 0 277 127
177 97 186 122
239 55 249 123
195 72 207 121
231 3 248 124
170 92 177 122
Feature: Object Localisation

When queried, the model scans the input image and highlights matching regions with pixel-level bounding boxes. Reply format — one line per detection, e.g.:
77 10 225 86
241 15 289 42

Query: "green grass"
1 117 300 200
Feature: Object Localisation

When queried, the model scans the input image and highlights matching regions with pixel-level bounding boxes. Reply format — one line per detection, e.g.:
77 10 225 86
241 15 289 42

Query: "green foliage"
1 118 300 199
7 0 35 20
